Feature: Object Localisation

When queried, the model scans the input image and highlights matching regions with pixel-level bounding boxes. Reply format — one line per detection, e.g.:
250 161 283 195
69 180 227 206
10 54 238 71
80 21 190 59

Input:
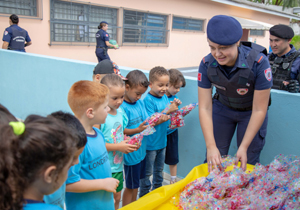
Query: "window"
50 0 118 44
123 10 168 44
250 30 264 36
0 0 37 16
172 16 203 31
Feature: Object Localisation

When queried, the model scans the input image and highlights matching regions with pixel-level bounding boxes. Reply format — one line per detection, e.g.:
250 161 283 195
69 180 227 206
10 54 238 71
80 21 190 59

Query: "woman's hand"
207 146 222 172
235 146 248 171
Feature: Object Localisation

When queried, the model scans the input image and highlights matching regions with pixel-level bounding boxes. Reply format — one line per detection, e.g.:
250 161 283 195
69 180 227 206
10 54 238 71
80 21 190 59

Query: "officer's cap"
269 24 294 39
100 21 108 25
207 15 243 45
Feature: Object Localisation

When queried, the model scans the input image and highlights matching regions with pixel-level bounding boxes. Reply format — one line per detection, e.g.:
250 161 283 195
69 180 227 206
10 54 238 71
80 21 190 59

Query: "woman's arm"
236 88 270 170
198 87 222 172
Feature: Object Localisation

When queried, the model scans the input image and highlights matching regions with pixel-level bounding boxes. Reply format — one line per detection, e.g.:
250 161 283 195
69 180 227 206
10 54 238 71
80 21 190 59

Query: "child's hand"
168 102 179 114
118 140 137 154
173 98 182 106
155 114 170 125
137 120 149 133
103 178 120 193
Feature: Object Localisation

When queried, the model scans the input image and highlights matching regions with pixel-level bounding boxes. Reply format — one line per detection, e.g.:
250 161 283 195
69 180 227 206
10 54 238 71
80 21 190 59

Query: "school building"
1 0 300 69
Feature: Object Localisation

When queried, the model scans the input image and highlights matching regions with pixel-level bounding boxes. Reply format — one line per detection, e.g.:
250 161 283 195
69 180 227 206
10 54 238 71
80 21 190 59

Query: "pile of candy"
171 155 300 210
169 103 198 129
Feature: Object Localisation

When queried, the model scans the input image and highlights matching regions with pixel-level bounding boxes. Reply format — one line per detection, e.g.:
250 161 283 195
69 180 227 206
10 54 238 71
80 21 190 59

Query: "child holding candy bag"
140 66 181 197
100 74 138 209
165 69 186 184
120 70 152 207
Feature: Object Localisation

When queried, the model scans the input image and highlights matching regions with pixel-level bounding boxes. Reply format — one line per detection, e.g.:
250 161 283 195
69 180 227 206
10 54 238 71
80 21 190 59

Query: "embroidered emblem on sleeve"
4 31 8 36
264 68 272 81
198 73 202 81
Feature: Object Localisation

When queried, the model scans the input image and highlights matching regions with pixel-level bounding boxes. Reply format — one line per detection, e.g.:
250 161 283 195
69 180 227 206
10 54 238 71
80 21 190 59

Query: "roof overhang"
234 17 273 30
211 0 300 21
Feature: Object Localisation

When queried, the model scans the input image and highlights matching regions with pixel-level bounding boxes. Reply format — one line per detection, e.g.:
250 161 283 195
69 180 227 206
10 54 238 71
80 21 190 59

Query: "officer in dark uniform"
269 24 300 93
95 21 117 62
197 15 272 172
2 14 32 52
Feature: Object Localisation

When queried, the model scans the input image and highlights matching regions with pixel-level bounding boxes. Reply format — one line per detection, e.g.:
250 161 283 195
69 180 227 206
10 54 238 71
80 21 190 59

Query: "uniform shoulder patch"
4 31 8 36
264 68 272 81
106 34 108 37
198 73 202 81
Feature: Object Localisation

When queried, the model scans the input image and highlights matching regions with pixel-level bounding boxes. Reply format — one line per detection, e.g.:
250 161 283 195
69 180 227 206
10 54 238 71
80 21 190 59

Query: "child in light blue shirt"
65 81 119 210
120 70 150 207
101 74 137 209
139 66 180 197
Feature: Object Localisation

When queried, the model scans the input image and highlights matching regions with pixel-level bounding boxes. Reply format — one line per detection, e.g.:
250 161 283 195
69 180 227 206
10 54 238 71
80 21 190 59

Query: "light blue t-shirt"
23 203 62 210
100 107 128 173
121 100 149 165
167 95 179 135
44 182 66 209
65 128 114 210
143 93 169 150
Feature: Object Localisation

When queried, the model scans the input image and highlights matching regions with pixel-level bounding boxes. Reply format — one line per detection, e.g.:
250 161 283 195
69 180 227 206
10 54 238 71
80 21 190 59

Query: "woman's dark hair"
0 104 17 124
98 22 107 29
101 73 125 88
49 111 87 149
9 14 19 24
0 115 75 210
125 70 149 88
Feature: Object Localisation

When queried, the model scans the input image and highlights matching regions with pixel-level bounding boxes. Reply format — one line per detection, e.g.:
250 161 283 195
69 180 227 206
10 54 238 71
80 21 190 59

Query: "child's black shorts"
165 129 179 165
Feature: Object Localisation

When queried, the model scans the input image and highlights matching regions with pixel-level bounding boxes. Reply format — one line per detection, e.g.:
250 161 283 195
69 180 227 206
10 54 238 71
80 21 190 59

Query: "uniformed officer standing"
2 14 32 52
197 15 272 172
269 24 300 93
95 21 117 62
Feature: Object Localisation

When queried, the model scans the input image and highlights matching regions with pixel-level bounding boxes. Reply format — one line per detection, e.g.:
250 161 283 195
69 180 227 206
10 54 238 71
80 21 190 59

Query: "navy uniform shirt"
268 44 300 80
198 45 273 90
96 29 109 48
2 25 31 52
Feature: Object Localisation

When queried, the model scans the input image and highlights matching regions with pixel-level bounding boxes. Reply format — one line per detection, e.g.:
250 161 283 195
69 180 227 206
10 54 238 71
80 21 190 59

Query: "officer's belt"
213 93 252 111
96 46 107 49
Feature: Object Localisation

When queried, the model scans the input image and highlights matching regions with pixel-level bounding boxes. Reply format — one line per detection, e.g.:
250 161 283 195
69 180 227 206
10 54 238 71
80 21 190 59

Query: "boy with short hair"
139 66 180 197
65 80 119 210
44 111 88 209
165 69 186 184
120 70 150 206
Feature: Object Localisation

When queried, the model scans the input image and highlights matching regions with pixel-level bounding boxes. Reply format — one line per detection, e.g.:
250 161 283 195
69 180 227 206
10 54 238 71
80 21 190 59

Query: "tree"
248 0 300 9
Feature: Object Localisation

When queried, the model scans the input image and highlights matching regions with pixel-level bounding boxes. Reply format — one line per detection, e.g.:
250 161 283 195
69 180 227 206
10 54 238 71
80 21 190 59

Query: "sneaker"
170 179 176 184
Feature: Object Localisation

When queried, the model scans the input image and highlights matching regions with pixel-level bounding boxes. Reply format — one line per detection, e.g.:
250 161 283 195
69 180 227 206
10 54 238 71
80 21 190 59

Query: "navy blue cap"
269 24 294 39
207 15 243 45
100 21 108 25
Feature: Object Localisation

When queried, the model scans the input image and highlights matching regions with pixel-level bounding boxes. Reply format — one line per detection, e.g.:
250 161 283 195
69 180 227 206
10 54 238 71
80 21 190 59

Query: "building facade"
1 0 299 69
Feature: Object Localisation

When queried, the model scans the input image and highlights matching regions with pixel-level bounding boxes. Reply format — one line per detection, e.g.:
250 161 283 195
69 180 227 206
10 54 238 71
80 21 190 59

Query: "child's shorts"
124 158 146 189
165 129 179 165
112 171 124 192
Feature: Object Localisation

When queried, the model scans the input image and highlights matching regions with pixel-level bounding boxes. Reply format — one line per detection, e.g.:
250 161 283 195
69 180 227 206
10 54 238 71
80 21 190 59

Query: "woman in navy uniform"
2 14 32 52
197 15 272 172
95 21 117 62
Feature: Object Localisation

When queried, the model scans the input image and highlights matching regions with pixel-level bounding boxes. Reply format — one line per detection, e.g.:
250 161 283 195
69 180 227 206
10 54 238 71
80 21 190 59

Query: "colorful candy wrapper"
169 103 198 129
127 126 156 145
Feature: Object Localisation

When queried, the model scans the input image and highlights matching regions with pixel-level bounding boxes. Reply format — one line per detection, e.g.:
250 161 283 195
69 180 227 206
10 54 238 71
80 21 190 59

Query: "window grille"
0 0 37 16
50 0 118 44
172 16 203 31
123 10 168 44
250 30 264 36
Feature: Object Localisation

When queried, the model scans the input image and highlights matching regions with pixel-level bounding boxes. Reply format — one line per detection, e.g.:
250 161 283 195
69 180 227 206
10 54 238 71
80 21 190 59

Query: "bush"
291 35 300 50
